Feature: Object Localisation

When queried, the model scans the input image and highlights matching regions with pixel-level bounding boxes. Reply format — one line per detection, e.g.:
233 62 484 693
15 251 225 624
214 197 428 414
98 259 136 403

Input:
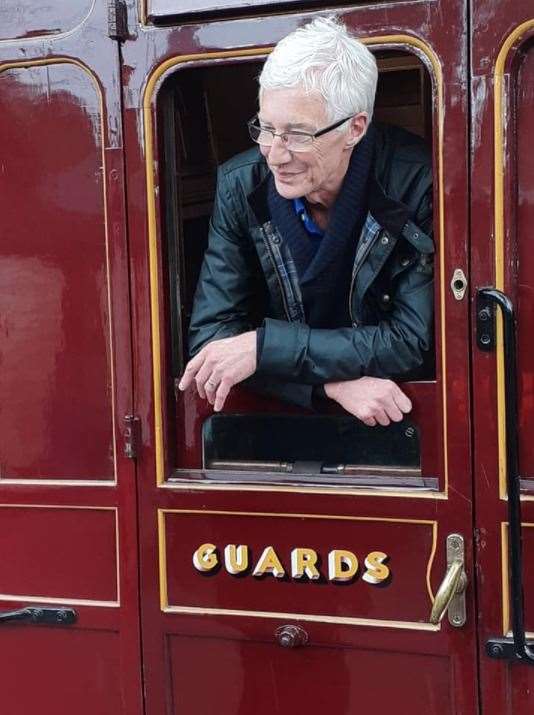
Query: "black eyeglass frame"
247 114 355 147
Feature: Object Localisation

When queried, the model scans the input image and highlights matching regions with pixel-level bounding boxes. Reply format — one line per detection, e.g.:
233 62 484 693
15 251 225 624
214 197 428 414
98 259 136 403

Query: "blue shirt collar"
292 197 324 237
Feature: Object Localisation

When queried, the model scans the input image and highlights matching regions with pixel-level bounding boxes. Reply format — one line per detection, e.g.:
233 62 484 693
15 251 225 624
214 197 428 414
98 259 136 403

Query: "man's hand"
324 376 412 426
178 332 257 412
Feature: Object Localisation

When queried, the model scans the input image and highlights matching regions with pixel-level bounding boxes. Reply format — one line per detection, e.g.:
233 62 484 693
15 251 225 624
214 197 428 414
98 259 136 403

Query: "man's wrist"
324 382 339 399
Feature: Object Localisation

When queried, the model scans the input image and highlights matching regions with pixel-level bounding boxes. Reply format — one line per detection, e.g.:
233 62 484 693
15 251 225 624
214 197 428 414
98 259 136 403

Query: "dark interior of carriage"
157 51 439 488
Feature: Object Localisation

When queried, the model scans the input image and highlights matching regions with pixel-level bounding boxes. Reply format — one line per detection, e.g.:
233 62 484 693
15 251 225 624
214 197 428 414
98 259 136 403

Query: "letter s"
362 551 390 584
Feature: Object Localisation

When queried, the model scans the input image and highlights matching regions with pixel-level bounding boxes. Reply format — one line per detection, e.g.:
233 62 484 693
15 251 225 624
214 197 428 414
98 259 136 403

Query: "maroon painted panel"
0 1 143 713
516 43 534 478
168 634 452 714
0 63 114 480
0 0 93 41
163 511 434 623
2 629 121 715
0 507 117 602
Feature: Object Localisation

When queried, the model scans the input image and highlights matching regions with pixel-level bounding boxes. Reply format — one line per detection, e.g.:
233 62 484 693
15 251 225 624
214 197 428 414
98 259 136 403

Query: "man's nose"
267 135 292 165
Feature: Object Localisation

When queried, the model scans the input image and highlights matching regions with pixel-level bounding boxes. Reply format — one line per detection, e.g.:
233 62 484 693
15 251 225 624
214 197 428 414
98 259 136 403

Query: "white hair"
259 16 378 129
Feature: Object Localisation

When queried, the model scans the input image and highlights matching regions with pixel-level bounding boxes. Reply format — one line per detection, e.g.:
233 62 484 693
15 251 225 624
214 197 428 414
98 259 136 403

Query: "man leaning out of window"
179 16 434 428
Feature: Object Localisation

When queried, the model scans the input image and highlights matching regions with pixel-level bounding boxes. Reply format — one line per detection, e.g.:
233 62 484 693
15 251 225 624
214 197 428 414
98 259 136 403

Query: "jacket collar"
247 167 271 226
367 176 411 237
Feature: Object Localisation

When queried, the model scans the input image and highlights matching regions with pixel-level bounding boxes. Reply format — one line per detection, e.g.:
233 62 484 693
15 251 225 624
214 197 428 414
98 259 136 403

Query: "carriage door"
0 2 142 713
471 2 534 712
122 1 476 713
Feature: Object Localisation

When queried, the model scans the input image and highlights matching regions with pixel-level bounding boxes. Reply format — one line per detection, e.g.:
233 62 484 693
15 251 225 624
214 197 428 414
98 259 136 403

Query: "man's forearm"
257 312 433 385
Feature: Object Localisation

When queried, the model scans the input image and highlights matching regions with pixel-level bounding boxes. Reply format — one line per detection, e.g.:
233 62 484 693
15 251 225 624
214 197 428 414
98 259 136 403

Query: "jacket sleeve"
256 186 434 385
188 168 317 410
188 167 261 356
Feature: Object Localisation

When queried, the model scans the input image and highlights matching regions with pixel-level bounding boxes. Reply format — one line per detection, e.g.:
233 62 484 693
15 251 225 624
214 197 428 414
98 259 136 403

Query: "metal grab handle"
430 533 467 626
430 562 467 625
478 288 534 664
0 607 77 626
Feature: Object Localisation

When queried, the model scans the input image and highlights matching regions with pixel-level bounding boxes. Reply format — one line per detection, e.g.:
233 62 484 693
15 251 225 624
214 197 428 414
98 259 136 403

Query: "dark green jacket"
189 124 434 409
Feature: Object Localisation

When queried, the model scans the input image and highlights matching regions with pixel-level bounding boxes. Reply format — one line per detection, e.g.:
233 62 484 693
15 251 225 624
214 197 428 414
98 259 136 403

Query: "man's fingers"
393 387 412 413
214 379 232 412
193 361 214 400
204 379 218 404
383 399 404 423
204 370 223 404
374 408 391 427
178 353 205 391
357 408 378 427
362 416 377 427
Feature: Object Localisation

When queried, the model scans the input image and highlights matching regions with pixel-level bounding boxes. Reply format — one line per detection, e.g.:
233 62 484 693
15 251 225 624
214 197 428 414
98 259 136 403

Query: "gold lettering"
362 551 390 584
193 543 218 572
328 549 359 582
252 546 286 578
224 544 249 575
291 548 320 580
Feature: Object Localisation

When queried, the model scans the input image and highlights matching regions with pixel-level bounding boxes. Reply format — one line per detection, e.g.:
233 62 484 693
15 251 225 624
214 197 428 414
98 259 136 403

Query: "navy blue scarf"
268 126 375 328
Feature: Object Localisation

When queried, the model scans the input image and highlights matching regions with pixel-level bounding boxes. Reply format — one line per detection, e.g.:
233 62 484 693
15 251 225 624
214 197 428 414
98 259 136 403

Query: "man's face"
258 87 365 202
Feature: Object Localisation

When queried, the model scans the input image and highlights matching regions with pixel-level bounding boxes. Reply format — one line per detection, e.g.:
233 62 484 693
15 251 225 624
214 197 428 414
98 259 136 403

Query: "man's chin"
273 178 306 200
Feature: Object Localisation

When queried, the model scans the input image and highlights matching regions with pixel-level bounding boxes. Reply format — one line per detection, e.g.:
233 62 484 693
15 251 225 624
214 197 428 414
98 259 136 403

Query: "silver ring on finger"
206 379 217 388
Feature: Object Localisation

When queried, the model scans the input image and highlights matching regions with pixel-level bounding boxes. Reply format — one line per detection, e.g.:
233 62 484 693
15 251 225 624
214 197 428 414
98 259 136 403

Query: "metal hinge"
123 415 141 459
108 0 128 41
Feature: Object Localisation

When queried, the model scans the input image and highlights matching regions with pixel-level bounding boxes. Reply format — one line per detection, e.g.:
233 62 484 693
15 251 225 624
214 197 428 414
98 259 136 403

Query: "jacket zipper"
348 227 382 327
348 268 358 327
261 227 292 321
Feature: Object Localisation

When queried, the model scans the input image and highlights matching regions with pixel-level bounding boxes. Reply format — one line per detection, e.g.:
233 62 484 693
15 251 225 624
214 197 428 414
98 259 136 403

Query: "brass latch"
430 533 467 627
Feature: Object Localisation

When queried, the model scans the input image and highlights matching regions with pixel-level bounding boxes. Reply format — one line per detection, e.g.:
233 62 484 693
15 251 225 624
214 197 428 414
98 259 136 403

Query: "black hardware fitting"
476 290 496 350
275 625 308 649
108 0 128 41
478 288 534 665
486 638 531 662
0 607 77 626
124 415 141 459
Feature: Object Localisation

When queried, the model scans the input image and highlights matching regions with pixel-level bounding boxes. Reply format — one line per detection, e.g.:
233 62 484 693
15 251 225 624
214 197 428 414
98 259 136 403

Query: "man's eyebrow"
257 117 313 131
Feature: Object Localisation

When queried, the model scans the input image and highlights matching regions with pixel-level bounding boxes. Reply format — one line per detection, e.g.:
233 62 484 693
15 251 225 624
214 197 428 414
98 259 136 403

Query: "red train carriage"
0 1 533 713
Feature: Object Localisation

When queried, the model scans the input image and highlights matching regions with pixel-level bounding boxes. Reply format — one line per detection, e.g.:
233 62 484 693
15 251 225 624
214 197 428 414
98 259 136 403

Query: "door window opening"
156 51 440 490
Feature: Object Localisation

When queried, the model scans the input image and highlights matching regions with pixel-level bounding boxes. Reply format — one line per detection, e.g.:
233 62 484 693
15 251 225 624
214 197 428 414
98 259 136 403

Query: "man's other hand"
324 376 412 426
178 332 257 412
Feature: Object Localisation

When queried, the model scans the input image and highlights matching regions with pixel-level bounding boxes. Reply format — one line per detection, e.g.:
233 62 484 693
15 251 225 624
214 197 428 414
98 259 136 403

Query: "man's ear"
346 112 368 147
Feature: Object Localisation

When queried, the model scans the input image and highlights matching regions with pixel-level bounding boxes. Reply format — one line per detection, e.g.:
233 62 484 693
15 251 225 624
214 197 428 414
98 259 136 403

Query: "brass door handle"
430 534 467 626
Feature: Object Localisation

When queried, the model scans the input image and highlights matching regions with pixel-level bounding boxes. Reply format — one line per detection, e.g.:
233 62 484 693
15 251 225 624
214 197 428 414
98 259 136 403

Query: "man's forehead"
258 87 327 126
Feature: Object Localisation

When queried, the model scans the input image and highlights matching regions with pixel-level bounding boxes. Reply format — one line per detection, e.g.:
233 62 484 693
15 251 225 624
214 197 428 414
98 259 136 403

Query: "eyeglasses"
247 114 354 152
